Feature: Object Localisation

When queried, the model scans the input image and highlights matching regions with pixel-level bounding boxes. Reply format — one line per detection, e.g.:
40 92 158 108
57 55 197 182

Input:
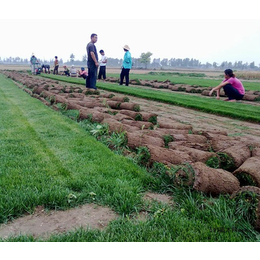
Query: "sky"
1 0 260 66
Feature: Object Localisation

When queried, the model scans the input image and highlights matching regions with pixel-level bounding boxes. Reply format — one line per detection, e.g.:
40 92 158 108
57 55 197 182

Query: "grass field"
1 72 260 242
106 72 260 91
40 73 260 123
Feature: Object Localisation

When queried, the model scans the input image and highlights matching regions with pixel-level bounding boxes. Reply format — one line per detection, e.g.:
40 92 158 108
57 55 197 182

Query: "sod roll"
233 157 260 187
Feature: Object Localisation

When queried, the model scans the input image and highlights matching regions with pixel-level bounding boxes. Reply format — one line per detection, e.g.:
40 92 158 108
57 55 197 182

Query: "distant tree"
250 61 255 69
220 61 228 68
205 62 212 68
243 62 249 70
182 58 190 67
152 58 161 68
161 58 168 67
59 58 63 65
213 62 218 68
140 52 153 69
176 58 182 67
70 53 75 63
82 54 87 63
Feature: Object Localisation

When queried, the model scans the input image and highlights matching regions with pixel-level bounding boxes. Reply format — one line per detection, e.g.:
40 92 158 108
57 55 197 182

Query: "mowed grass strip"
0 74 154 224
106 72 260 91
40 74 260 123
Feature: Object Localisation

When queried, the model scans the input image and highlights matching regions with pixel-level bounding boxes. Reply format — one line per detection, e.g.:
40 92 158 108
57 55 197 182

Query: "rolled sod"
174 162 240 196
233 157 260 187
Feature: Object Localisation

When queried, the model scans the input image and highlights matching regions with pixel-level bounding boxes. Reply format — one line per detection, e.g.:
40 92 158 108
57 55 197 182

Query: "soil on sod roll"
171 140 211 152
243 94 260 101
32 86 47 95
146 145 192 166
157 118 193 130
77 100 104 109
67 93 85 99
126 132 165 149
151 128 191 136
113 113 134 121
231 186 260 231
209 134 240 152
80 108 112 123
252 147 260 157
192 162 240 196
168 143 215 163
139 112 158 124
199 130 228 138
121 119 154 130
233 157 260 187
222 144 251 168
118 110 143 121
110 96 130 102
106 100 122 109
119 102 140 112
101 118 130 133
64 100 83 111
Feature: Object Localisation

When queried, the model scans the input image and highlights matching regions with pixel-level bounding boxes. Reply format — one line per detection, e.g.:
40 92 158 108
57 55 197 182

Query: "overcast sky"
1 0 260 66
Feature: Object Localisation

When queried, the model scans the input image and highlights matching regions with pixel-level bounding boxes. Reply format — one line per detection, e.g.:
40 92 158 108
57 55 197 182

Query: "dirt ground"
102 86 260 142
0 192 172 239
0 64 223 77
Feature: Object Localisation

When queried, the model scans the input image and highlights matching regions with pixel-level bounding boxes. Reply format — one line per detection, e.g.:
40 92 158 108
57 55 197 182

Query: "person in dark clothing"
86 34 99 89
53 56 59 75
63 65 70 76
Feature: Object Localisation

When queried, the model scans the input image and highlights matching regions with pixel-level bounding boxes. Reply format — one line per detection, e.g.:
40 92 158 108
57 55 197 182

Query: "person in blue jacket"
119 45 132 86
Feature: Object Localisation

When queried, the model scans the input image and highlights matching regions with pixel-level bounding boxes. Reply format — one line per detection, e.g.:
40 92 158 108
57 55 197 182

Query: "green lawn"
106 72 260 91
40 74 260 123
0 73 259 242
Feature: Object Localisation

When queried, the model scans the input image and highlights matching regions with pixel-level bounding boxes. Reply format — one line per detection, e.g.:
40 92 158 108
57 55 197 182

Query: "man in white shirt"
70 65 77 77
98 50 107 80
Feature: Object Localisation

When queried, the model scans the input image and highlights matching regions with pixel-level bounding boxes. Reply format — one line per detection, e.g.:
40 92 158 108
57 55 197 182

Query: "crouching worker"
63 65 70 76
78 67 88 79
209 69 245 102
70 65 77 77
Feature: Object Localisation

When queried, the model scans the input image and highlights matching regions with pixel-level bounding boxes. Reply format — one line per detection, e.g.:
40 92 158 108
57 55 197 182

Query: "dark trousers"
86 65 97 89
120 68 130 86
79 74 87 79
64 71 70 76
53 65 59 75
223 84 244 100
98 66 106 79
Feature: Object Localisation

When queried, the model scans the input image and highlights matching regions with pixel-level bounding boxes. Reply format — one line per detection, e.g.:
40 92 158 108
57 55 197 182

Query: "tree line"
1 53 259 71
